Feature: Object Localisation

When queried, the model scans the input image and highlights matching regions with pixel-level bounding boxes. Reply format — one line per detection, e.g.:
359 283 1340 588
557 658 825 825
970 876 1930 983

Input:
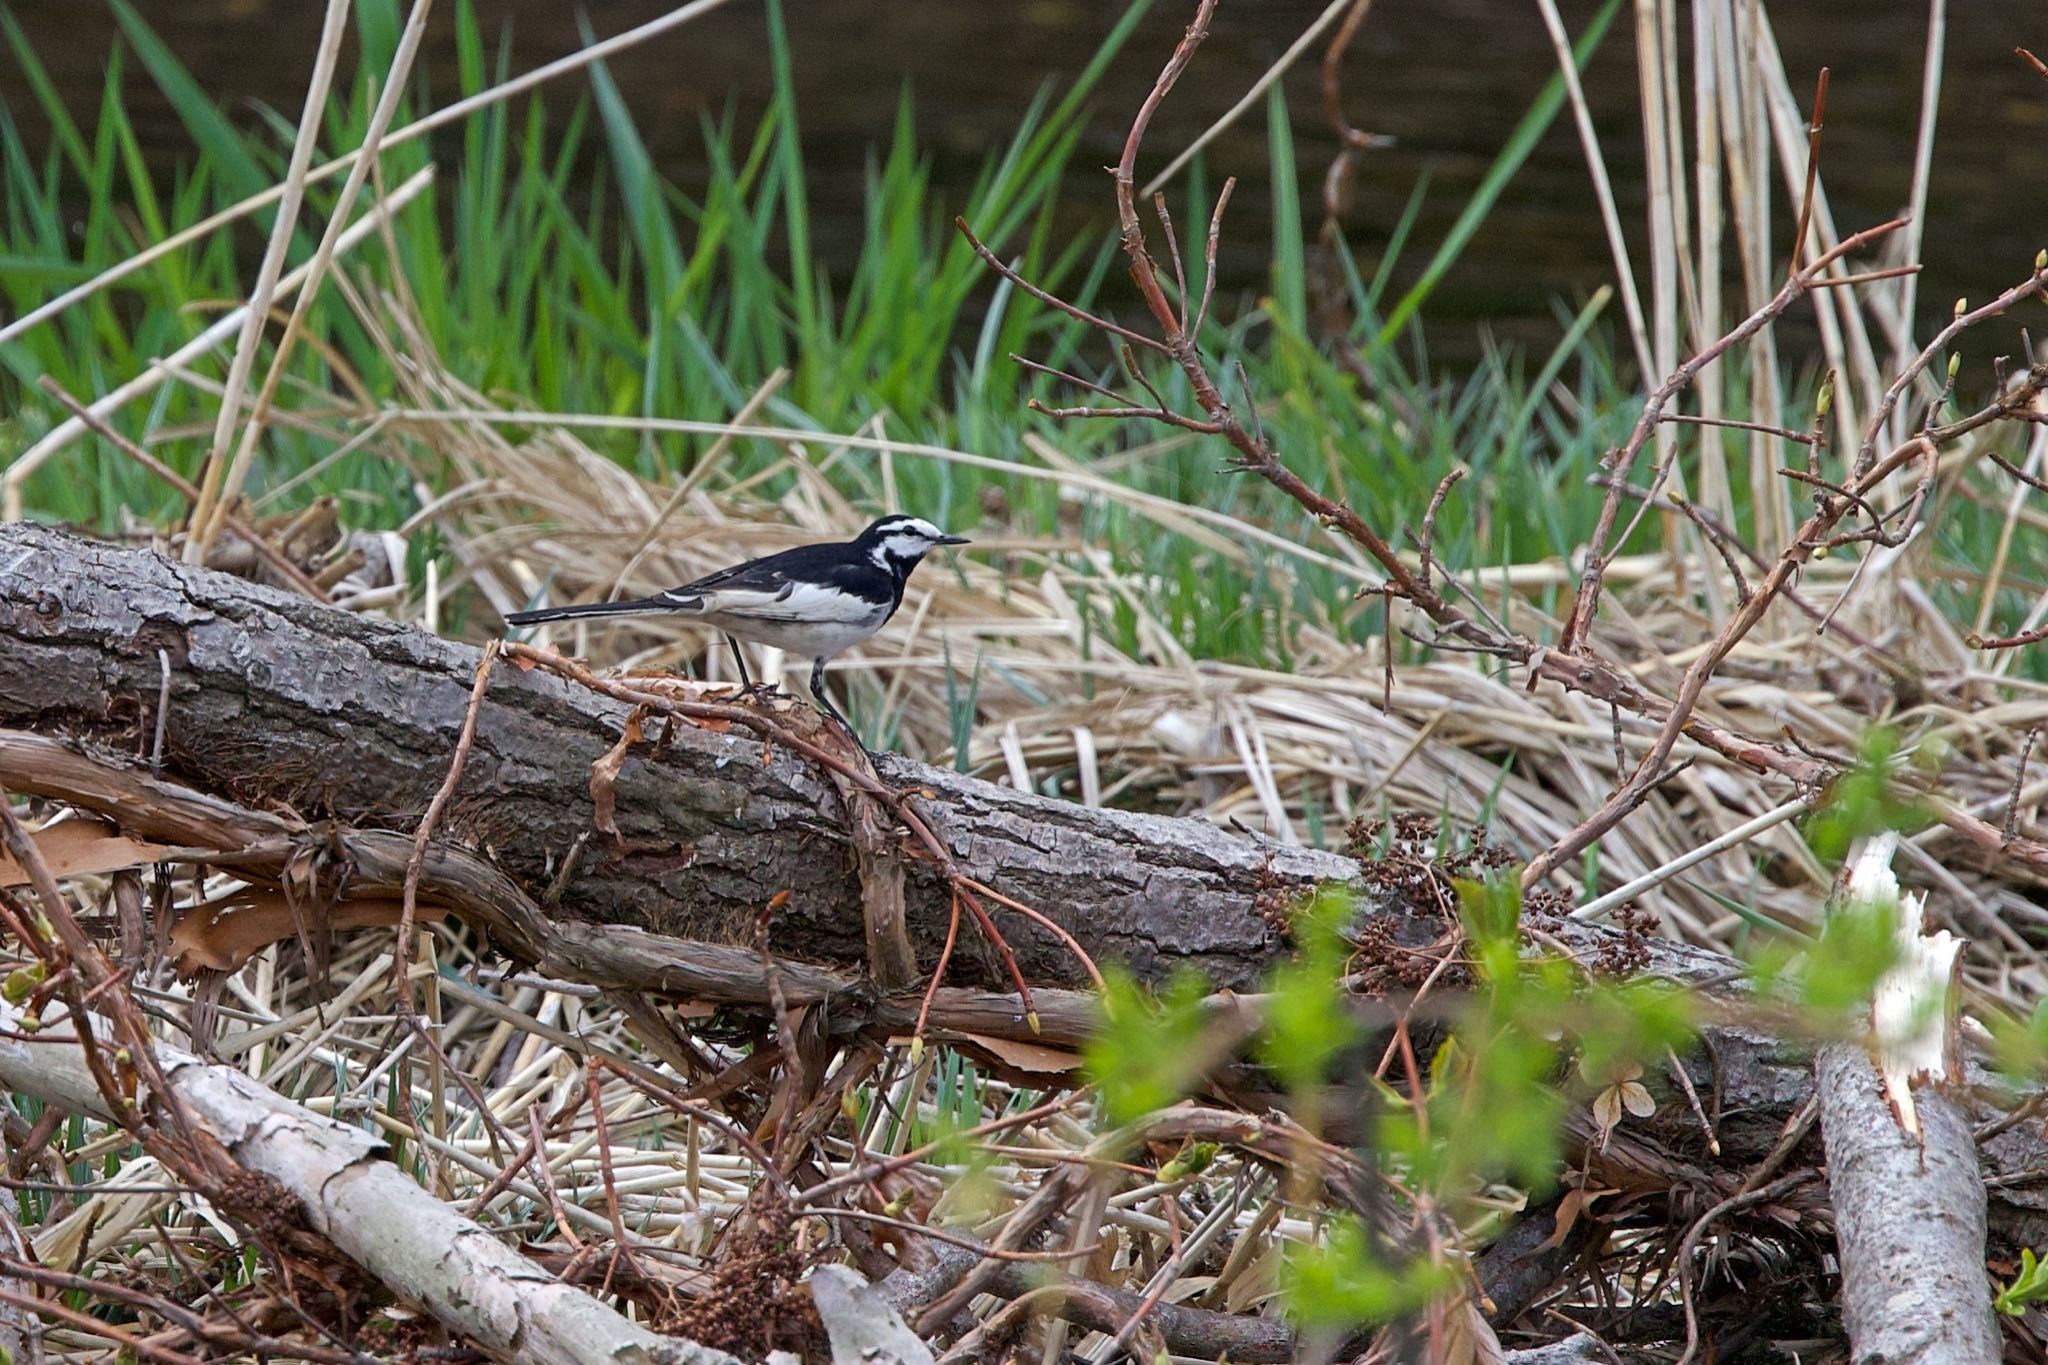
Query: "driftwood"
0 1011 738 1365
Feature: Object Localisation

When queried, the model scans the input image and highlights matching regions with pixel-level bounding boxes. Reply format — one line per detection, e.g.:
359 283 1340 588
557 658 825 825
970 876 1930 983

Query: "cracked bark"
0 1015 736 1365
0 521 1685 993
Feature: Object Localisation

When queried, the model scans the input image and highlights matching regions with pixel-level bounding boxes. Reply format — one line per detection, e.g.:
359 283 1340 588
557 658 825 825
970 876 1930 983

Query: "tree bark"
1816 1043 2001 1364
0 521 1691 993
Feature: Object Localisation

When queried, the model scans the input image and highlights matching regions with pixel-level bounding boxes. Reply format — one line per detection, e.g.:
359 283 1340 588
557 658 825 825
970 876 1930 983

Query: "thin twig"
2007 728 2043 841
1674 1170 1818 1365
1659 412 1815 445
1788 69 1830 277
393 640 517 1167
954 219 1166 353
36 377 331 602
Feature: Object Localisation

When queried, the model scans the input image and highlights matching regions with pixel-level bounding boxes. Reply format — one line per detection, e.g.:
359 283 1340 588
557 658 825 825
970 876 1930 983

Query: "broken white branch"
1816 1044 1999 1364
0 1008 737 1365
1852 833 1966 1137
810 1265 937 1365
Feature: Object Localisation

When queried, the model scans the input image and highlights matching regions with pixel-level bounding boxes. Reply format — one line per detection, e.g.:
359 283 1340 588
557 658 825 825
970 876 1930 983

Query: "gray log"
0 521 1682 992
6 526 2044 1155
1816 1043 2001 1364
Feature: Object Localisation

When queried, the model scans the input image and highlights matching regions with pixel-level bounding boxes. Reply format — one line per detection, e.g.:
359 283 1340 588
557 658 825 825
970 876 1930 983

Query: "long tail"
503 593 699 627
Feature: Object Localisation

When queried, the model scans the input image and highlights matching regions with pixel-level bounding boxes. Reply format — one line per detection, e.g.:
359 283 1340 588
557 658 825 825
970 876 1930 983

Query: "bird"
503 514 969 744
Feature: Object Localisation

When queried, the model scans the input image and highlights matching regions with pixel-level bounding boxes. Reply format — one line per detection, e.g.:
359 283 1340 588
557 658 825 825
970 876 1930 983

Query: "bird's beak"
938 534 971 546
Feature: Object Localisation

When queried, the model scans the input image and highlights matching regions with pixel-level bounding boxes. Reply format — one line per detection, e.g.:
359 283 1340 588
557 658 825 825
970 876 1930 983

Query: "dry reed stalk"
0 0 745 354
1892 0 1947 446
183 0 356 564
1690 0 1729 522
192 0 439 563
1534 0 1655 384
2 166 437 519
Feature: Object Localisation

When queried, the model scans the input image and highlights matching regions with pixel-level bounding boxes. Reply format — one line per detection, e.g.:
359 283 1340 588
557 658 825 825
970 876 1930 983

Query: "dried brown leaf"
171 890 406 975
929 1031 1082 1075
0 819 168 887
1542 1181 1618 1250
1441 1297 1506 1365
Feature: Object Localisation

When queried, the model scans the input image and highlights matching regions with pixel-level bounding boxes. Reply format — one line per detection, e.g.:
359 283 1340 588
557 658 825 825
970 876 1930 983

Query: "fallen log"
0 521 1698 993
0 521 1333 988
0 727 1105 1049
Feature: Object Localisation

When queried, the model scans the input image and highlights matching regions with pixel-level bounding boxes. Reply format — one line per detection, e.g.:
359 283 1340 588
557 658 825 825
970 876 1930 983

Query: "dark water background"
4 0 2045 370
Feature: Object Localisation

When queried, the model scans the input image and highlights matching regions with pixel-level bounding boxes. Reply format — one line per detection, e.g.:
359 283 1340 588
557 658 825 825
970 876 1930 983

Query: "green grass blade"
1375 0 1621 346
1267 84 1305 328
108 0 269 198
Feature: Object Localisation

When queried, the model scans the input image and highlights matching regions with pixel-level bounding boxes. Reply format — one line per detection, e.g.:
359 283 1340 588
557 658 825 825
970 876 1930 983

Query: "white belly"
694 582 894 661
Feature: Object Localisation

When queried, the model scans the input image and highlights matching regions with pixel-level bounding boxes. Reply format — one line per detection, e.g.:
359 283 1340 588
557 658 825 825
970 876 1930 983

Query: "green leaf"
1997 1247 2048 1315
1800 898 1904 1014
1254 888 1360 1097
1455 874 1523 984
1281 1217 1452 1330
1266 84 1304 328
1805 726 1933 865
2 960 44 1004
108 0 268 199
1083 967 1214 1126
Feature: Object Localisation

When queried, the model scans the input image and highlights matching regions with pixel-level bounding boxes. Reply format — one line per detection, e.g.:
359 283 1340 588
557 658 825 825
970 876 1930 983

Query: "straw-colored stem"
1691 0 1728 523
184 0 355 564
3 168 436 520
0 0 743 353
1890 0 1946 448
194 0 437 562
1533 0 1655 383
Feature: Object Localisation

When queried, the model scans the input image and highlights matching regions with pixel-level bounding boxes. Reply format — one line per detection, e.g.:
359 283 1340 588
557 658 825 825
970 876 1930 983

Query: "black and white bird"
503 514 969 742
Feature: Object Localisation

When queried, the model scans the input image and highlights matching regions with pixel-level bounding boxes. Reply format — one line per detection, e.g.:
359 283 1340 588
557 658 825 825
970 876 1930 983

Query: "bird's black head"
854 514 969 579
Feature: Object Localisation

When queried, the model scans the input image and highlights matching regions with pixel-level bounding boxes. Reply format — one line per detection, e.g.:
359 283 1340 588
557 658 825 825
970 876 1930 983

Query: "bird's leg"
809 657 869 754
724 633 780 701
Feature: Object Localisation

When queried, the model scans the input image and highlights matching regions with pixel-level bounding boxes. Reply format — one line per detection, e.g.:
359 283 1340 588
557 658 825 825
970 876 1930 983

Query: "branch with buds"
959 0 2048 896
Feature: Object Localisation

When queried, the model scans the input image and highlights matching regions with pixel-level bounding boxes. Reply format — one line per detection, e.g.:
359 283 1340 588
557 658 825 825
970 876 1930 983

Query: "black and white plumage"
503 514 968 740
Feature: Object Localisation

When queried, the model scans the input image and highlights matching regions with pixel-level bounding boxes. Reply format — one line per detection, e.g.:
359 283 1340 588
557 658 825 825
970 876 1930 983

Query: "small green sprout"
1997 1247 2048 1316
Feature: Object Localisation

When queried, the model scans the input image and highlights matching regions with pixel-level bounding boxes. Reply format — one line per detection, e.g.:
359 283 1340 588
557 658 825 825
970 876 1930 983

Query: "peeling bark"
0 1013 737 1365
